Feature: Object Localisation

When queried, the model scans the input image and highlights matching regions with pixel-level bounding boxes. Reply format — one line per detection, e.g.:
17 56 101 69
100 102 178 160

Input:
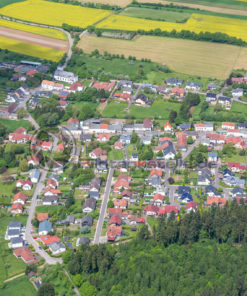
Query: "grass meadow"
78 35 247 78
1 275 36 296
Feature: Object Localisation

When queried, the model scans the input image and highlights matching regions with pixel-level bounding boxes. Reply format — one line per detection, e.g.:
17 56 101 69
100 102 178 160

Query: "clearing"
78 34 247 78
0 26 68 51
120 6 191 22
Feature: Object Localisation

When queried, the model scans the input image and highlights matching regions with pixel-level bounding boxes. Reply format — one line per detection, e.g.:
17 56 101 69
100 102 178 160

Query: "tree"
73 274 84 287
131 132 139 144
107 200 114 208
38 283 55 296
169 110 177 123
157 150 163 158
81 226 90 234
79 281 97 296
25 263 37 275
138 225 150 240
187 136 194 145
19 159 28 172
17 108 27 119
168 177 175 184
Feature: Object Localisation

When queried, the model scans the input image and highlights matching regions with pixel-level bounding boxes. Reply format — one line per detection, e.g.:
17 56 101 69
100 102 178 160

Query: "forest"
61 202 247 296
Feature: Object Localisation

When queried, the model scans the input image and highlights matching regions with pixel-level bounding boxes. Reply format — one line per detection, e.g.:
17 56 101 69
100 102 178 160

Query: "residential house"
143 118 153 130
205 185 217 197
179 192 193 203
48 241 66 255
134 94 153 106
232 88 243 98
89 147 107 159
143 205 159 216
232 187 244 198
9 237 24 249
141 135 152 145
186 201 198 213
194 122 214 132
42 196 58 206
206 196 227 207
109 215 122 226
159 205 179 217
177 133 187 152
218 96 232 109
163 141 176 160
82 198 96 213
228 162 247 173
198 168 211 186
54 69 78 84
93 81 115 92
164 122 173 133
208 83 220 90
28 153 42 167
171 88 185 98
10 203 23 214
208 152 218 163
107 225 122 241
179 124 191 131
119 135 131 145
37 213 49 222
206 93 217 105
222 122 236 130
69 82 84 93
38 220 53 235
13 246 37 264
41 80 63 91
76 237 90 247
114 199 127 209
12 192 28 205
22 180 32 191
153 193 164 206
185 82 202 92
29 169 40 183
166 78 183 86
81 215 93 227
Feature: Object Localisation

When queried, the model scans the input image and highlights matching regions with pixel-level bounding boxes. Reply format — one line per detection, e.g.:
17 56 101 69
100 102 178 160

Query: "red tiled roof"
13 246 37 263
135 161 145 167
109 215 122 225
107 225 122 241
114 199 127 207
15 127 26 134
108 208 122 216
67 118 79 124
144 205 159 213
37 213 49 222
222 122 235 127
150 169 162 177
13 192 28 202
177 134 187 146
185 201 198 210
153 193 164 201
69 82 82 91
10 202 23 212
164 122 172 129
206 196 227 206
57 142 65 152
40 235 60 245
93 81 115 91
26 70 38 76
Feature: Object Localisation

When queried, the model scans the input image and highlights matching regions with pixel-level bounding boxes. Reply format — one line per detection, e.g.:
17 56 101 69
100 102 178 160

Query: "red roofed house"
172 88 185 97
93 81 115 92
69 82 83 93
164 122 173 133
10 202 23 214
135 161 146 168
8 133 30 144
150 169 162 178
15 127 27 134
143 205 159 216
143 118 153 130
97 133 111 142
89 147 106 159
40 141 52 151
186 201 198 213
67 118 79 125
109 215 122 226
59 100 69 109
107 224 122 241
40 235 60 245
232 77 247 84
16 179 24 188
113 180 130 193
46 179 57 189
82 161 90 169
222 122 235 130
114 93 131 102
153 193 164 206
108 208 123 217
28 153 40 166
13 192 28 205
206 196 227 207
26 69 38 77
44 187 61 197
177 134 187 152
117 174 132 182
37 213 49 222
114 199 127 209
22 179 32 191
57 142 65 152
13 246 38 264
114 141 123 150
228 162 247 173
159 205 179 217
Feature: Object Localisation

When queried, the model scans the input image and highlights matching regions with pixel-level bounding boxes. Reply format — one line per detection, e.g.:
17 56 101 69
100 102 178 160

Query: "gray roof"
76 237 90 246
9 221 22 229
7 229 20 237
54 69 78 80
83 197 96 210
39 220 53 233
11 236 23 245
65 215 75 224
89 191 100 199
49 241 66 252
81 215 93 226
43 196 58 203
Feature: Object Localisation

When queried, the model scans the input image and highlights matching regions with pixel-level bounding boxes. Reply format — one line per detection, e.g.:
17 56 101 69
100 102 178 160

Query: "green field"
102 101 181 119
108 149 125 160
170 0 247 10
78 35 247 79
0 214 28 282
121 6 191 22
0 118 30 132
0 0 24 8
1 275 36 296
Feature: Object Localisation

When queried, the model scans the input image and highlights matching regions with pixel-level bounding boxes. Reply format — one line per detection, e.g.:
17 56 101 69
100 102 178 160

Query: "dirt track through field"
138 0 247 16
0 26 68 51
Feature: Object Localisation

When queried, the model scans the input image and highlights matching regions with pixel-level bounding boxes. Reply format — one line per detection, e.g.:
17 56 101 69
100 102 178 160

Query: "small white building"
54 70 78 84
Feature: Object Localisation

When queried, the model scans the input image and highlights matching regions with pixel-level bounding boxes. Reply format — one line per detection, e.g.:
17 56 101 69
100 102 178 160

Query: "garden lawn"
0 181 16 199
0 118 30 132
108 149 124 160
0 215 28 282
1 275 36 296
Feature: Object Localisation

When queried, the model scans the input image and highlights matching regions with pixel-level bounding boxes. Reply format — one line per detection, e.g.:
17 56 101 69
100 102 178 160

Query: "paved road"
25 169 61 264
182 132 204 160
233 97 247 105
124 146 129 161
127 84 142 110
93 167 114 244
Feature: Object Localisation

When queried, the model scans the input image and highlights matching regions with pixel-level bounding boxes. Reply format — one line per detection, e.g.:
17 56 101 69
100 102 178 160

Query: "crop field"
168 0 247 9
97 13 247 42
78 34 247 78
0 36 64 62
120 7 191 22
0 0 111 27
0 19 67 40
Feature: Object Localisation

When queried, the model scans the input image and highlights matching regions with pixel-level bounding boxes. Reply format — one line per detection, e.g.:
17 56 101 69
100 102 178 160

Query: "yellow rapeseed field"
0 36 64 62
0 0 111 27
0 19 67 40
96 13 247 42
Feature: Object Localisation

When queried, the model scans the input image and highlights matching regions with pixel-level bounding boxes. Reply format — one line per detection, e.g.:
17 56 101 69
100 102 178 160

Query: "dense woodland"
61 202 247 296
